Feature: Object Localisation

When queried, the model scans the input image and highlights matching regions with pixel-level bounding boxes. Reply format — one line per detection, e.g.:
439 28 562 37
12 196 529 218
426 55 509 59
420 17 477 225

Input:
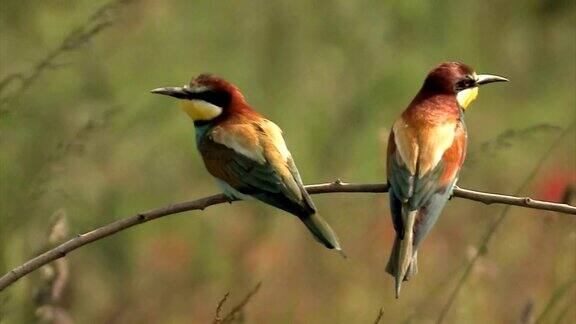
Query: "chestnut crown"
421 62 508 109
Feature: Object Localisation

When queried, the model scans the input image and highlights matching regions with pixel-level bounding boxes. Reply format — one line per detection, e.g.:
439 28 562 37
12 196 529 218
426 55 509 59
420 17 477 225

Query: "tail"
385 209 418 298
301 213 344 256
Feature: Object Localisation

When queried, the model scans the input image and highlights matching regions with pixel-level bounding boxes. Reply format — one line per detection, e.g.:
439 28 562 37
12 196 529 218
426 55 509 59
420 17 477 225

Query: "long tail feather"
386 209 417 298
301 213 343 254
405 251 418 281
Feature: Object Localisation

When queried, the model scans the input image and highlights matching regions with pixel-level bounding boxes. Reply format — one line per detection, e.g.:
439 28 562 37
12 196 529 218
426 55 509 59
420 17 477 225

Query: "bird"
150 74 343 253
385 62 508 298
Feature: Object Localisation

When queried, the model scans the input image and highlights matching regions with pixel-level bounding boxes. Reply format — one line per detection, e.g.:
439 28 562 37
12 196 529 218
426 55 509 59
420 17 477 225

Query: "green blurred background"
1 0 575 323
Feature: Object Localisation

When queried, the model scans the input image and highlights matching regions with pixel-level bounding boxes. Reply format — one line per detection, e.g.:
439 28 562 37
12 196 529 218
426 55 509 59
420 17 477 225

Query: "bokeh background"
1 0 575 323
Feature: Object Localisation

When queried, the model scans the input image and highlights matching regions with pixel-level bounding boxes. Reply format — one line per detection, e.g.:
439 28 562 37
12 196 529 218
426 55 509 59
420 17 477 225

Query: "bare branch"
218 282 262 324
0 181 574 292
0 181 574 291
450 186 575 213
373 307 385 324
213 292 230 324
518 299 535 324
34 213 74 324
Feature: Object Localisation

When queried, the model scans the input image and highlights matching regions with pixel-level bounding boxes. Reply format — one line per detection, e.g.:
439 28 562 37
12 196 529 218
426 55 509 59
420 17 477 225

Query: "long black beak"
476 74 509 85
150 86 190 99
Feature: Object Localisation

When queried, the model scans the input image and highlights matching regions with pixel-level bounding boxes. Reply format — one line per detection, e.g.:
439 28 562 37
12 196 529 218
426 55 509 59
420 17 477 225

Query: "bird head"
151 74 245 122
423 62 508 110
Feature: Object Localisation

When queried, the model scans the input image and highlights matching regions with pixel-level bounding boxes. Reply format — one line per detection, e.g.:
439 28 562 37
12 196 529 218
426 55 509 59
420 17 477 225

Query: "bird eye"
455 77 475 91
190 89 231 108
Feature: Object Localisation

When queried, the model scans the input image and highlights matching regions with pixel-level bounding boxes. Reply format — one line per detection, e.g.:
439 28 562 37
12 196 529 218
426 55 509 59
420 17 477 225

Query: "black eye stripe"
455 77 476 91
188 90 231 108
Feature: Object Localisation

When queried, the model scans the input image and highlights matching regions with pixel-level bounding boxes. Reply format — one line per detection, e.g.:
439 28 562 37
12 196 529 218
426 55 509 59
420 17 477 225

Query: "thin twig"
435 123 575 324
0 0 134 116
218 282 262 324
518 299 535 324
213 292 230 323
35 212 73 323
0 181 574 292
373 307 385 324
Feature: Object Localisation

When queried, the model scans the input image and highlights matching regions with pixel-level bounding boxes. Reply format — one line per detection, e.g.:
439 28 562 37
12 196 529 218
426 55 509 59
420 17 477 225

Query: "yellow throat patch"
180 100 223 121
456 86 478 110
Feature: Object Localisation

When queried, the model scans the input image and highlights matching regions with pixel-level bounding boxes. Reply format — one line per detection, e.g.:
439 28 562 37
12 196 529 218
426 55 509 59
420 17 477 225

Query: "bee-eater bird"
386 62 508 297
151 74 342 252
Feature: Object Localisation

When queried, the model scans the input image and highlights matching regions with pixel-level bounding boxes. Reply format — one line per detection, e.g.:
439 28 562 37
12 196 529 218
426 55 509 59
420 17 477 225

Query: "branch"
0 181 574 291
450 186 575 213
373 307 385 324
213 292 230 323
213 282 262 324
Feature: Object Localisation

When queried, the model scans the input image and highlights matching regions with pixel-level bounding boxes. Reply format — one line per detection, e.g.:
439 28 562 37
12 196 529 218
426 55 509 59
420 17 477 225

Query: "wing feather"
200 118 314 215
389 118 464 209
387 120 467 247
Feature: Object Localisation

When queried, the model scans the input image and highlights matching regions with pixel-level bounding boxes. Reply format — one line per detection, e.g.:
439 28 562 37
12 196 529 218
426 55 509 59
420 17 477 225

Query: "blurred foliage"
1 0 575 323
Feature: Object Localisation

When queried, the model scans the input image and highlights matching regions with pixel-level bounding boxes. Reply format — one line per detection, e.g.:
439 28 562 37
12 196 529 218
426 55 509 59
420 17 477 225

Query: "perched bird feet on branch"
448 186 460 200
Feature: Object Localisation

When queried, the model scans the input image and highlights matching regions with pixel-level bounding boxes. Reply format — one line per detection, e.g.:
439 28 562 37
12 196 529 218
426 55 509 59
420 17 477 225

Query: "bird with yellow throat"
151 74 343 253
386 62 508 297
